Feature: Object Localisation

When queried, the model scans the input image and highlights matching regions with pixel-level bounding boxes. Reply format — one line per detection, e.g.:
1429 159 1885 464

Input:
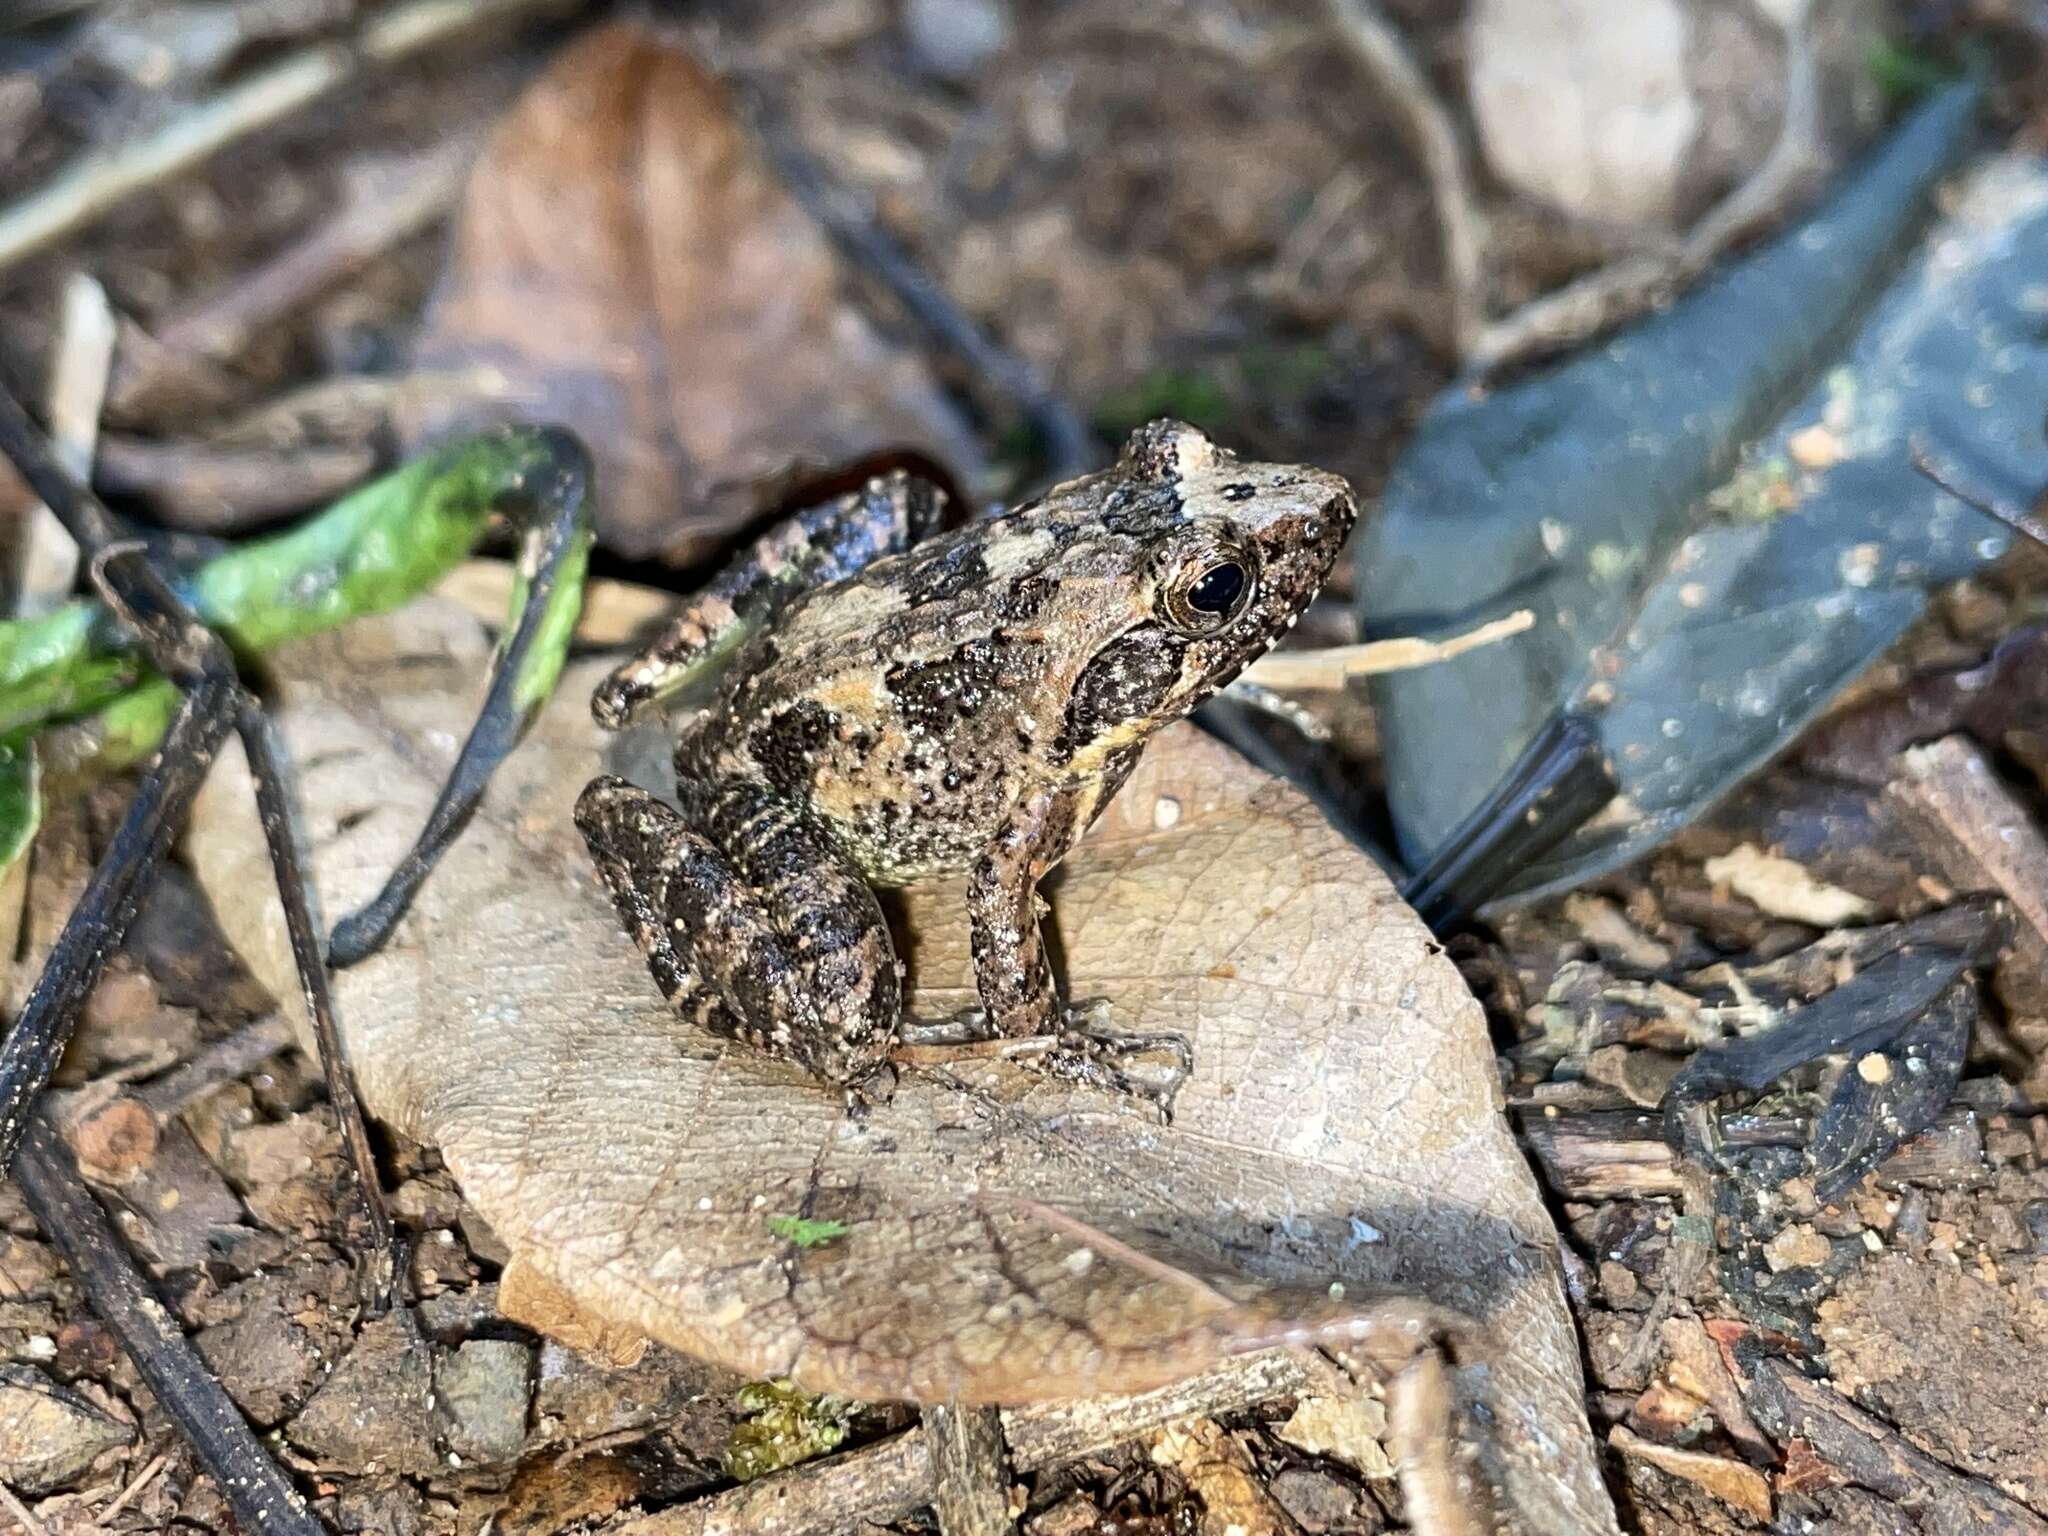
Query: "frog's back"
681 508 1134 882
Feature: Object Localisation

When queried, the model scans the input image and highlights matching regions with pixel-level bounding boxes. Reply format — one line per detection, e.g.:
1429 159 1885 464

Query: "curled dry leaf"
188 600 1617 1533
399 21 985 564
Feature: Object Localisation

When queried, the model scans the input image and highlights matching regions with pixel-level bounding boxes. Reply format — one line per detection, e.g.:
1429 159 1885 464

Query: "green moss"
1867 38 1960 109
724 1380 854 1481
1092 368 1233 441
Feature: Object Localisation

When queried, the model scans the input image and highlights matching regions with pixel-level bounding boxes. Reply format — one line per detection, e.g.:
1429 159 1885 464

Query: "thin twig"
617 1352 1322 1535
96 1451 168 1528
0 1482 49 1536
15 1118 323 1536
137 1014 294 1118
0 0 561 277
1911 434 2048 549
107 141 476 421
1321 0 1489 358
739 87 1098 479
1468 0 1827 371
2 275 112 984
96 436 378 532
1240 609 1536 691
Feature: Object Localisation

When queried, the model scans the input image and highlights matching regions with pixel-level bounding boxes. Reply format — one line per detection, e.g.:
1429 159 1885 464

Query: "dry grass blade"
0 0 565 277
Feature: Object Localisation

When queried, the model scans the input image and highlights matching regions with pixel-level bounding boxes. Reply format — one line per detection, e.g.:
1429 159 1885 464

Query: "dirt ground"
2 1 2048 1532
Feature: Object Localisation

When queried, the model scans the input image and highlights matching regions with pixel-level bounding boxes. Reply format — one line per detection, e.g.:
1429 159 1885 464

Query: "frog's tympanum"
576 420 1356 1093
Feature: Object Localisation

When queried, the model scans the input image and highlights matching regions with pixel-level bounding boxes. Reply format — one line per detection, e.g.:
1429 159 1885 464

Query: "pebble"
903 0 1011 81
0 1366 133 1494
435 1338 534 1465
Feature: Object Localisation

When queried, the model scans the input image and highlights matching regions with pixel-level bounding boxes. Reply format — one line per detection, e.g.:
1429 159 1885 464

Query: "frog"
573 418 1357 1099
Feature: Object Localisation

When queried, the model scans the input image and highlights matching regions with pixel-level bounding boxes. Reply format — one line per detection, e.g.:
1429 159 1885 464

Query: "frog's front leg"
964 783 1077 1036
919 783 1193 1113
574 775 898 1085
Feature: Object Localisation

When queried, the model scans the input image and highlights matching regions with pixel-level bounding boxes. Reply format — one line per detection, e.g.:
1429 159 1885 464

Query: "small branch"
107 142 476 423
0 1482 50 1536
925 1404 1014 1536
1321 0 1489 358
0 0 561 277
137 1014 294 1119
1240 609 1535 691
96 1450 169 1528
96 436 378 533
618 1352 1321 1535
740 88 1098 480
11 273 113 615
1747 1358 2048 1533
1468 0 1827 371
14 1117 324 1536
1911 435 2048 549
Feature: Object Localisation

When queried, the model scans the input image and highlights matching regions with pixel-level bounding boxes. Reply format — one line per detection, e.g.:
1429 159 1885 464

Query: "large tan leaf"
399 23 986 563
189 599 1616 1532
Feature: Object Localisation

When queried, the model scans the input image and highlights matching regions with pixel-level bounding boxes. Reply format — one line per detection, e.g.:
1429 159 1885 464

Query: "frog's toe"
845 1059 899 1115
1043 1019 1192 1122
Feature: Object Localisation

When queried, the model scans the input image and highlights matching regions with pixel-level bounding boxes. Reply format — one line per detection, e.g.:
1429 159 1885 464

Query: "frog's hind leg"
574 775 898 1085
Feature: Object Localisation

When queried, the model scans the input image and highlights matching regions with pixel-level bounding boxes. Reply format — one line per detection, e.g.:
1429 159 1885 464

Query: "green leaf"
0 734 41 988
764 1215 849 1248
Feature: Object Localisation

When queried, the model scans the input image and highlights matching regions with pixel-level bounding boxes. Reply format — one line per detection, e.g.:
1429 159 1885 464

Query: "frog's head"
1053 420 1357 763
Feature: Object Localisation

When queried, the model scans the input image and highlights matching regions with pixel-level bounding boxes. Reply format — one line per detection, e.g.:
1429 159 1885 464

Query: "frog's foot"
893 1002 1192 1121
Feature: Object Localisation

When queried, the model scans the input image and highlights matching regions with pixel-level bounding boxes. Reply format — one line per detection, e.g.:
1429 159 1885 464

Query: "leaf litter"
188 595 1618 1533
397 21 988 566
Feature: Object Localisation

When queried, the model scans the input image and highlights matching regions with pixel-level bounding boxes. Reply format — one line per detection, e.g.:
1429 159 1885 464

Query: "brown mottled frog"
575 419 1356 1096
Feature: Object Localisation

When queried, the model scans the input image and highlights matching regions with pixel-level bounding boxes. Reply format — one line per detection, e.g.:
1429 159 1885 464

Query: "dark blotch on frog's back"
999 573 1057 623
884 637 1023 736
898 536 991 606
1095 480 1185 539
746 699 836 798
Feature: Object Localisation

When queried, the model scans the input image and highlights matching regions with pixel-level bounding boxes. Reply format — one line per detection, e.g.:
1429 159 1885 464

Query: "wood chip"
1702 843 1876 927
1610 1425 1773 1522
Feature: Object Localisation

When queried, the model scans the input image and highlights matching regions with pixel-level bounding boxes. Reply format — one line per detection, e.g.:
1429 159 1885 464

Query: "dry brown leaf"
399 22 985 563
188 598 1617 1533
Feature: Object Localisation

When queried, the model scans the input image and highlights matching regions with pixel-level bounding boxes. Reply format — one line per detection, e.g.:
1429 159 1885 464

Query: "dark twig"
741 91 1098 481
106 142 475 423
1321 0 1488 357
1911 434 2048 549
237 708 400 1308
0 0 559 277
138 1014 295 1118
0 674 238 1170
16 1117 324 1536
0 380 403 1503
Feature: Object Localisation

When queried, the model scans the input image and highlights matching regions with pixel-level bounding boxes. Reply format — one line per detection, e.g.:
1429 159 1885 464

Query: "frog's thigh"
967 783 1083 1037
574 775 894 1083
682 777 901 1046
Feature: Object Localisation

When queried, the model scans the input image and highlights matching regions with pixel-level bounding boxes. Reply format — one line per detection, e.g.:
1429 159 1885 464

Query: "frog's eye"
1163 550 1257 633
1187 561 1246 614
